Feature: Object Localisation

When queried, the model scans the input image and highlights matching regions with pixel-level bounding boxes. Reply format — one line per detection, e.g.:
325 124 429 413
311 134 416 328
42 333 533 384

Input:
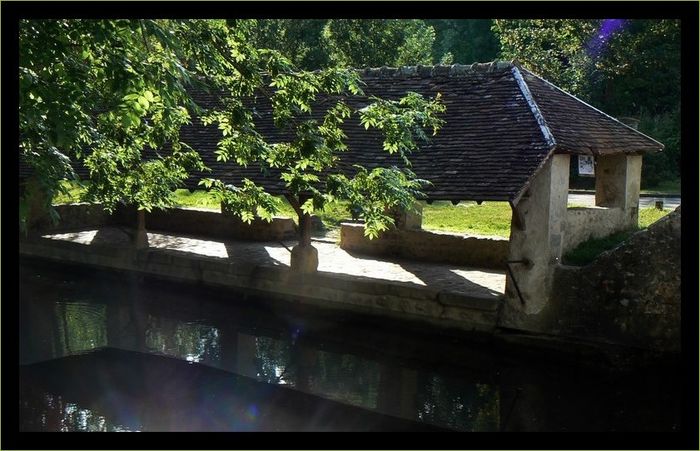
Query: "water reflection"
19 261 681 432
20 348 449 432
20 391 126 432
418 376 499 431
145 318 220 364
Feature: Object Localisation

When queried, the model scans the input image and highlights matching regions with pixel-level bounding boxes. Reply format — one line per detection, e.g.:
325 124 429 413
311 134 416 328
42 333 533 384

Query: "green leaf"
301 198 315 215
137 96 150 110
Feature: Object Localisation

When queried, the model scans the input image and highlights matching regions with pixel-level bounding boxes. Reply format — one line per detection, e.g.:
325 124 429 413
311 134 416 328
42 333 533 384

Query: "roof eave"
509 144 559 207
520 67 666 151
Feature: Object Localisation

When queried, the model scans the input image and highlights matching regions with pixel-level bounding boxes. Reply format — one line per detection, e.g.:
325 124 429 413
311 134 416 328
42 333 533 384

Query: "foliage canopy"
19 19 446 246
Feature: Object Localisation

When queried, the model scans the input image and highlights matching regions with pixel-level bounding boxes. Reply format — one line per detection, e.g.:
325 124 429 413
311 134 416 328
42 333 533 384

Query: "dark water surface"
19 259 682 432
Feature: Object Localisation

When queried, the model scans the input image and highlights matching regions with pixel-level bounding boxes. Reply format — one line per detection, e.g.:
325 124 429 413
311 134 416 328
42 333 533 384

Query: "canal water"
18 258 682 432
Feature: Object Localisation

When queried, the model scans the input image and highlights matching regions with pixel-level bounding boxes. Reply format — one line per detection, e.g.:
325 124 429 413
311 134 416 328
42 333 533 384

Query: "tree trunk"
299 212 312 247
23 176 50 232
134 209 149 249
286 194 318 274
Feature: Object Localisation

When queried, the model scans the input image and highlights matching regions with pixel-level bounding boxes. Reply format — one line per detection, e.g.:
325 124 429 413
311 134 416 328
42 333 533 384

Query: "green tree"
19 19 208 238
199 39 446 271
428 19 500 65
492 19 599 98
591 20 681 187
20 19 445 272
586 20 680 116
322 19 436 68
242 19 329 70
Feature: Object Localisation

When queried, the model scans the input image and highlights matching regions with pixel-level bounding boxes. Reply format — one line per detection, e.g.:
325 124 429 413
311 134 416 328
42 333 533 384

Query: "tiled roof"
520 68 663 156
21 61 663 203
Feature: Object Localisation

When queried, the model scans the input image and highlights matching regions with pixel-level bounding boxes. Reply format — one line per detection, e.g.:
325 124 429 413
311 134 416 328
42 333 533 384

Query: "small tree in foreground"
201 76 445 272
199 24 445 272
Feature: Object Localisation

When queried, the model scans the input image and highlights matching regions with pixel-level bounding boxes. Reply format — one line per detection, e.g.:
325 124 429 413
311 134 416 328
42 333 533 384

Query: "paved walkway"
43 227 506 300
568 194 680 210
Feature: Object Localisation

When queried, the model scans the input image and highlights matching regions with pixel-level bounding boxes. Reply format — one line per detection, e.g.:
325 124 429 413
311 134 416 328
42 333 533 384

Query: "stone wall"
142 207 296 242
550 206 681 352
20 237 501 333
39 203 116 231
43 203 296 242
563 207 629 254
340 223 509 269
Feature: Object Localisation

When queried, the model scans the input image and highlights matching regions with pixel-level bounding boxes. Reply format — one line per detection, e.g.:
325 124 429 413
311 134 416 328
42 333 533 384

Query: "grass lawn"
169 189 347 228
421 201 511 238
52 180 86 204
170 189 222 210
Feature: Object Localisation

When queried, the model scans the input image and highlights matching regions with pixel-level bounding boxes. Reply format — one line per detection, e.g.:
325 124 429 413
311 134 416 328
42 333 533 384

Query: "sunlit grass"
421 201 511 238
52 180 86 204
165 192 516 236
170 189 221 210
639 207 671 228
170 189 343 227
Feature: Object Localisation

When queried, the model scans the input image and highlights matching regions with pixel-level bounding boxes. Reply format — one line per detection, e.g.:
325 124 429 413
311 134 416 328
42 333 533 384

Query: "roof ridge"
357 60 515 78
520 68 665 150
509 65 557 205
511 66 556 148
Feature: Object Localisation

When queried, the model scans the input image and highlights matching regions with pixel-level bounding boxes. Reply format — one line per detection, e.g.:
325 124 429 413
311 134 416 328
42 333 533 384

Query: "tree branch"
284 192 303 217
139 20 152 54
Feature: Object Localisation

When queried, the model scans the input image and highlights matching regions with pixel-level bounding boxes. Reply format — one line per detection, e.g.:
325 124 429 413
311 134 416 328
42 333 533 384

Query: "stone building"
172 61 663 332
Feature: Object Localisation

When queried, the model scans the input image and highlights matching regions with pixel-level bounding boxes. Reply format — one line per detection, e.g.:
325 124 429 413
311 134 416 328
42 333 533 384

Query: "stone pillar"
624 155 642 227
595 154 642 228
389 201 423 230
595 155 626 208
500 155 570 332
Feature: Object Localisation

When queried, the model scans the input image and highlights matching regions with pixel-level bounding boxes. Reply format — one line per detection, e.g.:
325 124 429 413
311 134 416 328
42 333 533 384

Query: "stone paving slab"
43 227 506 300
